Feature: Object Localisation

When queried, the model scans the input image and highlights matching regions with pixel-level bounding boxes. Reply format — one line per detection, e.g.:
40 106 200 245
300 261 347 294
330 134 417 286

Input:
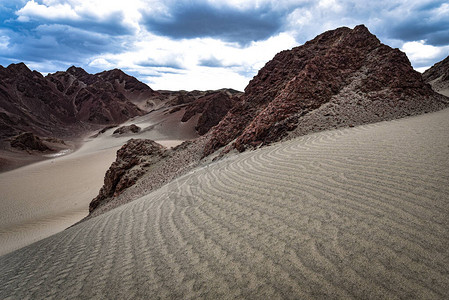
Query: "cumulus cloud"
17 0 79 22
401 40 449 70
86 31 297 90
1 0 448 90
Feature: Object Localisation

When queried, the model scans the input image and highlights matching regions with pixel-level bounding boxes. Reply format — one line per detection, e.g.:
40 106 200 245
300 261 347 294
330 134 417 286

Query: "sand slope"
0 105 196 255
1 109 448 299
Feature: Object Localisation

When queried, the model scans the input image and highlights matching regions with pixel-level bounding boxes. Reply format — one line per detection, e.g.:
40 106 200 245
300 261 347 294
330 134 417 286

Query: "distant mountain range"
0 64 158 140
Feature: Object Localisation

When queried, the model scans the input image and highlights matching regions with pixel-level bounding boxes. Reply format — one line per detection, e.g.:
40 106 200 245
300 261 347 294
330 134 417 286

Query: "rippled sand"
1 108 448 299
0 130 185 256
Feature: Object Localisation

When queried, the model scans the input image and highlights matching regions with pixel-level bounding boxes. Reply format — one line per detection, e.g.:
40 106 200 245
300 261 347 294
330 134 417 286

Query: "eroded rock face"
113 124 141 135
181 91 241 135
204 25 448 155
89 139 167 212
10 132 51 152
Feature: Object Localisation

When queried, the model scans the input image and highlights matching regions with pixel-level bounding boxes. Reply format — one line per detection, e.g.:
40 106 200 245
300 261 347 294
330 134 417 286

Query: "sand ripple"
1 109 449 299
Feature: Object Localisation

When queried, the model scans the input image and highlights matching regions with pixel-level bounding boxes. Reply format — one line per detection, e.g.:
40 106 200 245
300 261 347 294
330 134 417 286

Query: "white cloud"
0 35 9 50
16 0 145 31
401 41 443 64
88 58 114 69
87 31 297 90
6 0 449 90
17 0 79 21
148 66 249 91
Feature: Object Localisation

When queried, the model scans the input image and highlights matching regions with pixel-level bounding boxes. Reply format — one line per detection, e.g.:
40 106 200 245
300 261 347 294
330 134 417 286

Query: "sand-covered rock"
112 124 141 135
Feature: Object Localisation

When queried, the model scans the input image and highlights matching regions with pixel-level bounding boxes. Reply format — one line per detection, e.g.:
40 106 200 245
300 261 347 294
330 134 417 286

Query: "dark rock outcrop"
89 139 167 212
204 25 448 156
113 124 141 135
10 132 51 152
423 55 449 95
181 91 241 135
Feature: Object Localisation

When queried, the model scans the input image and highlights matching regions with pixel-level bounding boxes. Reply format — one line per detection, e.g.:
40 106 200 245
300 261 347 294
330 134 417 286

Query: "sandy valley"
1 108 448 298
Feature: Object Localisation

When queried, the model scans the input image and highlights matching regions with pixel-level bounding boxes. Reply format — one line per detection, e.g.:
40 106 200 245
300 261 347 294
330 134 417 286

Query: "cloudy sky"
1 0 448 91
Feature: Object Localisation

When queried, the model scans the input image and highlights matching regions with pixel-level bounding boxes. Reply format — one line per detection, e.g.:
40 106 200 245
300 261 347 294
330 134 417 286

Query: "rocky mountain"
423 55 449 96
0 64 154 141
87 25 449 216
204 25 448 156
0 63 76 139
46 67 151 124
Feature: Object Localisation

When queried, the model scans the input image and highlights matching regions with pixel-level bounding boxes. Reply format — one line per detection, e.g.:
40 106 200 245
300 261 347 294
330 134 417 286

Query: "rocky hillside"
204 25 448 155
87 25 449 217
0 64 154 140
423 55 449 96
178 91 241 135
46 67 152 124
0 63 76 139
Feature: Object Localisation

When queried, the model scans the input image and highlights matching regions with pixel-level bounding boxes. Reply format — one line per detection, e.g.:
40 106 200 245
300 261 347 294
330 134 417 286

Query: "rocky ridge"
204 25 448 155
180 91 241 135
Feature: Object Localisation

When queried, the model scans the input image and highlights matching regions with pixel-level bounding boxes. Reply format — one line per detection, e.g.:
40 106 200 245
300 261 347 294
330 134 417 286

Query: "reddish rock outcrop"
204 25 448 155
89 139 167 212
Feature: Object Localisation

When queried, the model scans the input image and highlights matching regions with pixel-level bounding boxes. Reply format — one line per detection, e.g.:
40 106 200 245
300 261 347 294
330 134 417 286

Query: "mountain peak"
7 62 31 74
66 66 89 77
204 25 448 156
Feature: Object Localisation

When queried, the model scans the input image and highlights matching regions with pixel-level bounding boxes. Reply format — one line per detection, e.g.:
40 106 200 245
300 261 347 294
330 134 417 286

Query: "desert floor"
1 108 448 299
0 108 195 255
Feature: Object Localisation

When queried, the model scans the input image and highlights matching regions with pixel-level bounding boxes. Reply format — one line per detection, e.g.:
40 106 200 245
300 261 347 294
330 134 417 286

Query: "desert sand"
0 108 195 256
1 108 448 299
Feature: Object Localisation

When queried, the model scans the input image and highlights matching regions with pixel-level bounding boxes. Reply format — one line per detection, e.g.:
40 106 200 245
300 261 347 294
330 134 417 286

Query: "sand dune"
0 110 190 256
1 109 449 299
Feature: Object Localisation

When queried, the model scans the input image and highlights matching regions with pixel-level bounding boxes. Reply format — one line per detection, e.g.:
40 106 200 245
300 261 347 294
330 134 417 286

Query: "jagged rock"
10 132 51 152
113 124 141 135
204 25 448 156
89 139 167 212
